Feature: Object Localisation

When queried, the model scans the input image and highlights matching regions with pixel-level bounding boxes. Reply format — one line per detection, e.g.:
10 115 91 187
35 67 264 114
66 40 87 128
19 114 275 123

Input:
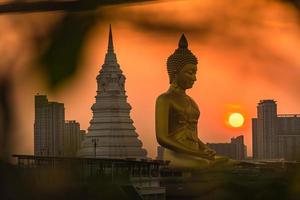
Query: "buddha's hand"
196 150 215 160
204 148 216 157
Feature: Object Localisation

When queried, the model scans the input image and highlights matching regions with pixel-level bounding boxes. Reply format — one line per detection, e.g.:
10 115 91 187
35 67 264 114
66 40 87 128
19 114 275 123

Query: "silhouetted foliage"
39 13 96 89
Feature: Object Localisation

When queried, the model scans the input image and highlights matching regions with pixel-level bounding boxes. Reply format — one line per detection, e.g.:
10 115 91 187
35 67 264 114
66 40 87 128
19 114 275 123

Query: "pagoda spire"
108 24 114 53
78 26 147 159
104 24 117 65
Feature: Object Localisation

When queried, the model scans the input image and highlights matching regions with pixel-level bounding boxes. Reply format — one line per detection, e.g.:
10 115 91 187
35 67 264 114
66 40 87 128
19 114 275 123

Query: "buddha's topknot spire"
178 34 188 49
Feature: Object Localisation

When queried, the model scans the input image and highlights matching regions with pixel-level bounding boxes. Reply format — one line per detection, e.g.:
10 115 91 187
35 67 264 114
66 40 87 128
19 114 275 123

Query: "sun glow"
228 113 244 128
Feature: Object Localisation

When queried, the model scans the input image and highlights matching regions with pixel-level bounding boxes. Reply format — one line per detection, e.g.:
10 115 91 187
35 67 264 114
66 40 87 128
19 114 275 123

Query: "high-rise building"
80 130 86 142
253 100 300 161
64 120 81 156
252 100 278 159
34 95 65 156
207 135 247 160
78 26 147 159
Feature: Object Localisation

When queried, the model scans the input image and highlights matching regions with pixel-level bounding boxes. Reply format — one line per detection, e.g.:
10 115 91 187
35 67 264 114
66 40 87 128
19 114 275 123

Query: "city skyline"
2 1 300 200
33 90 300 160
33 89 300 160
3 1 300 158
26 55 300 158
34 93 248 159
31 27 251 158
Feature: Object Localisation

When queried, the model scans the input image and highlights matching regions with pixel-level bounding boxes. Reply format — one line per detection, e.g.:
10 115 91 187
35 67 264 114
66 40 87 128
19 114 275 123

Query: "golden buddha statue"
155 34 232 169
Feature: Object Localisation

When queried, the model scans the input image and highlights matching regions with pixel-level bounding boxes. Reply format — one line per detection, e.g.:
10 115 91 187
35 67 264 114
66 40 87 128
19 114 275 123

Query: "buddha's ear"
172 74 178 83
169 74 176 85
171 75 179 87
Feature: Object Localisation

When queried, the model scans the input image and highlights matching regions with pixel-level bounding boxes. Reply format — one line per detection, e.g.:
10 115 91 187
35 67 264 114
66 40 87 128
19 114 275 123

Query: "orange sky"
2 0 300 158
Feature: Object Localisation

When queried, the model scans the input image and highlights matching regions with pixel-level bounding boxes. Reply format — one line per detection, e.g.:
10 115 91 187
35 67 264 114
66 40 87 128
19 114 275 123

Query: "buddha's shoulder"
156 92 173 103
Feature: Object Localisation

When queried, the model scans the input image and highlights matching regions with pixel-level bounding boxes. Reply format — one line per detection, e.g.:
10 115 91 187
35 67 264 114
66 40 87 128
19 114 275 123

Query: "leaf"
39 12 96 89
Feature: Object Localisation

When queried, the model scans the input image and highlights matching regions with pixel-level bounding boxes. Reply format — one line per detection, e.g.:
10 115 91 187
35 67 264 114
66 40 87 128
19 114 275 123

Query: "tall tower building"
253 100 278 159
34 95 65 156
64 120 81 156
78 26 147 159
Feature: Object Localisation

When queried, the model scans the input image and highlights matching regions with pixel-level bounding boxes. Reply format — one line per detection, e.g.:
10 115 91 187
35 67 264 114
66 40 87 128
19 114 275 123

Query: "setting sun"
228 113 245 128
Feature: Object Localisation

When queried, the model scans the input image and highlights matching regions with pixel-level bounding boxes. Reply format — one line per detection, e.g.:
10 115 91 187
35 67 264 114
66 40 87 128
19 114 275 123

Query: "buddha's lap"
163 148 210 169
163 149 235 169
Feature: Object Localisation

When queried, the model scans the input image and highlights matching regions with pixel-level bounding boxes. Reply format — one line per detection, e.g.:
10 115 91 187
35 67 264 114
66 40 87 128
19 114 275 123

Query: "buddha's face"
175 63 197 89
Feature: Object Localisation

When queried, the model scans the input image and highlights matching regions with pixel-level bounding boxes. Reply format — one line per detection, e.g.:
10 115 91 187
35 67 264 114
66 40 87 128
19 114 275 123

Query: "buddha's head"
167 34 198 89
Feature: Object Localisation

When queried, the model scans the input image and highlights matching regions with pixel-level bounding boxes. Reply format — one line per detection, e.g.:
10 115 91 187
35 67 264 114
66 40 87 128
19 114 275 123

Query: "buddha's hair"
167 34 198 84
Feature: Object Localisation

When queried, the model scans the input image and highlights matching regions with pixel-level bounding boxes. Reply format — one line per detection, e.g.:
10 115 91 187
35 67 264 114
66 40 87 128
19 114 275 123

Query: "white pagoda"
78 26 147 159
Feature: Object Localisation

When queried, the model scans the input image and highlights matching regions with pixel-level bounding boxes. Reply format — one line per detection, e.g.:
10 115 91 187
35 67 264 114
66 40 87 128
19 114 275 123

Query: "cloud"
99 0 300 97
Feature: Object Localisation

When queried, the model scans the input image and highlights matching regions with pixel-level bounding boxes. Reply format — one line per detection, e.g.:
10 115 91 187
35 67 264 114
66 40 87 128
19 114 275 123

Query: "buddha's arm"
156 95 212 159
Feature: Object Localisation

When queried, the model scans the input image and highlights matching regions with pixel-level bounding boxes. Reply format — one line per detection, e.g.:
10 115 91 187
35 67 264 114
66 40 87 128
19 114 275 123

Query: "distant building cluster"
207 135 247 160
252 100 300 161
34 95 85 156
